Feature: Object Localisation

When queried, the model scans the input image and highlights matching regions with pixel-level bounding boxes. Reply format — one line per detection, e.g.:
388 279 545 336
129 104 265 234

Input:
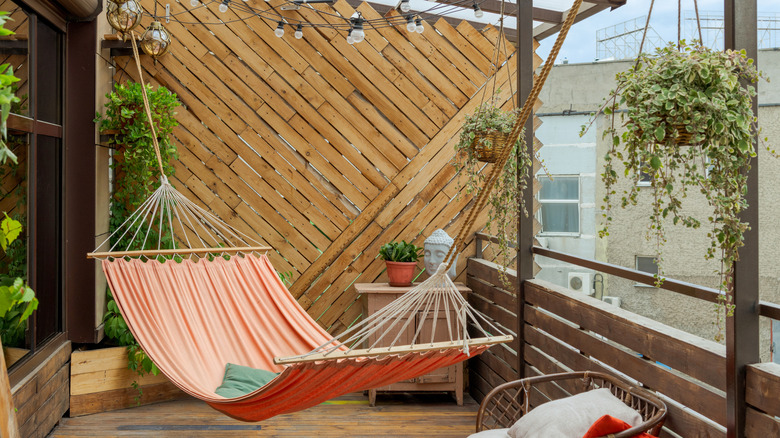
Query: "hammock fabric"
103 254 489 421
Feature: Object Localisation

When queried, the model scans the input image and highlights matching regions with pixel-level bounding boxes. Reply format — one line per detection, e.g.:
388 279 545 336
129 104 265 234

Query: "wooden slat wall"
466 257 728 438
110 0 540 332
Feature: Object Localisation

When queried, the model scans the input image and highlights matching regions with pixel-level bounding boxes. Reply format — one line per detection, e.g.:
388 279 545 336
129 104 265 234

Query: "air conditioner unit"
603 296 622 308
567 272 594 296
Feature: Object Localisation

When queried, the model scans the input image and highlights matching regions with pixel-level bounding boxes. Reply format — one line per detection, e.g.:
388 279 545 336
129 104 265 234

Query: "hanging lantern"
140 21 172 58
106 0 142 35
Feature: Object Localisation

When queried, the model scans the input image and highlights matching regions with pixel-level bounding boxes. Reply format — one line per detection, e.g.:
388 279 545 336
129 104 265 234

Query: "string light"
350 16 365 43
406 15 416 32
105 0 492 56
473 2 483 18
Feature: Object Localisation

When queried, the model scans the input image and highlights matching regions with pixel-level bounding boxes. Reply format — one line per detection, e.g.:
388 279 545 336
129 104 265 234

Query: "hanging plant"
454 97 532 287
590 41 767 338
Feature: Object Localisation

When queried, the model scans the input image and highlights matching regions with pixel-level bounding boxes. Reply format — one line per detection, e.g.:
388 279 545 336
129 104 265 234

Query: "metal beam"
516 0 533 381
724 1 759 438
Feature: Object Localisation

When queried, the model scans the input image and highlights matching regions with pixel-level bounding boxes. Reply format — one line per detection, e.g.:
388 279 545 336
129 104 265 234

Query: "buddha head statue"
424 229 458 279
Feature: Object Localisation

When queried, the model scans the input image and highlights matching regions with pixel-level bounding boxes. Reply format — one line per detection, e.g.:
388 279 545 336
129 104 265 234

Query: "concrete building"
536 49 780 361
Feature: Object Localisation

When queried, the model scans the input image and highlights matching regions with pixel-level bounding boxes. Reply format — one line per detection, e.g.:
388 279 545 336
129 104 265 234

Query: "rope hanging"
443 0 584 272
88 32 271 259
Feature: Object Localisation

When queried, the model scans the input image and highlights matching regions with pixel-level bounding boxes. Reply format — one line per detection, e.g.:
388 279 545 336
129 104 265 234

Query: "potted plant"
379 240 423 287
592 41 765 338
454 98 532 287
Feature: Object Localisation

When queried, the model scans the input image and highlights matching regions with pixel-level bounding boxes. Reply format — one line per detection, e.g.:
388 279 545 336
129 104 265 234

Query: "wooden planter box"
70 346 187 417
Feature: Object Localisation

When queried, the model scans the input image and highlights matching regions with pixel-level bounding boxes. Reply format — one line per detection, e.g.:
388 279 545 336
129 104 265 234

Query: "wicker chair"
476 371 667 437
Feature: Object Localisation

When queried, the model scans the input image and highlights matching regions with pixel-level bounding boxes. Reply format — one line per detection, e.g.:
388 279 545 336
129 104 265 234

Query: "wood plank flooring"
49 392 478 437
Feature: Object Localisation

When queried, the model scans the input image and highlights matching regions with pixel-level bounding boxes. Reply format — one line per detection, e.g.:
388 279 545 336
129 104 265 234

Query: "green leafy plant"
379 241 423 263
0 215 37 347
96 80 179 379
0 11 20 165
590 41 767 340
454 98 532 287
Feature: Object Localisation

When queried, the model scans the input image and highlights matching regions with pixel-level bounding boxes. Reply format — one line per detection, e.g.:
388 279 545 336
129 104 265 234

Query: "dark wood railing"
467 233 780 437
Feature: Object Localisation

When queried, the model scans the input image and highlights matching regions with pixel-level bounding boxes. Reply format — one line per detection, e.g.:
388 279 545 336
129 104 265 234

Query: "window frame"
537 174 581 236
635 255 659 288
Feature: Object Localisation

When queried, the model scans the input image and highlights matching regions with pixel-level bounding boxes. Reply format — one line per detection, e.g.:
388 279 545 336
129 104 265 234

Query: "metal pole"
516 0 534 380
724 1 759 437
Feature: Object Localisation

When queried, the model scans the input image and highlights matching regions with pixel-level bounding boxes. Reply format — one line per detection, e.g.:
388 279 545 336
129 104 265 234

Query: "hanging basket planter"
471 129 512 163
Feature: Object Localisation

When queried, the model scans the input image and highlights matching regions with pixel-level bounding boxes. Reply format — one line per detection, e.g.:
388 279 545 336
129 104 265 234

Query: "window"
538 175 580 234
635 256 658 287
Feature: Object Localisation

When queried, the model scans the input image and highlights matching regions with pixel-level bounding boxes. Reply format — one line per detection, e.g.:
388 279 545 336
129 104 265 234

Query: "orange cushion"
582 415 654 438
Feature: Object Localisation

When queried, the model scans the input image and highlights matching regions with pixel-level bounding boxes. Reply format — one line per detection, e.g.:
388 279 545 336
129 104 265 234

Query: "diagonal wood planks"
110 0 542 331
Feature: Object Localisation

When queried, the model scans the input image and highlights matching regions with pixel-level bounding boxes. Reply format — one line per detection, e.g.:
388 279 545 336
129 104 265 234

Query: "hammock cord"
130 31 167 180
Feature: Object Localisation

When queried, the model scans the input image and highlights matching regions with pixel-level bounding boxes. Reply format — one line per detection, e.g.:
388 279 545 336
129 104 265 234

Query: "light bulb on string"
399 0 410 13
350 17 365 43
190 0 198 7
294 24 303 39
406 15 416 32
106 0 142 35
347 29 354 44
274 21 285 37
415 18 423 33
218 0 229 13
473 3 483 18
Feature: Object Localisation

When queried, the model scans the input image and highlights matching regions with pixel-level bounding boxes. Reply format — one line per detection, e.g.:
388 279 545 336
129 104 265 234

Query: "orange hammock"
103 254 490 421
93 0 583 423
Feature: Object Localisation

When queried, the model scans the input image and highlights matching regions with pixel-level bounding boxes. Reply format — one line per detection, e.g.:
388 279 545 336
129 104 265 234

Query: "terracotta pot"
385 261 417 287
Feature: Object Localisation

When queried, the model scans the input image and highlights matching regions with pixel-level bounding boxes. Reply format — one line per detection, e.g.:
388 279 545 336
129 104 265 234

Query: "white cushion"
507 388 642 438
468 428 511 438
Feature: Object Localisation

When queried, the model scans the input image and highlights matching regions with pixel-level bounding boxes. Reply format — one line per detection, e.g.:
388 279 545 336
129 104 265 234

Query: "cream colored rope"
129 31 166 179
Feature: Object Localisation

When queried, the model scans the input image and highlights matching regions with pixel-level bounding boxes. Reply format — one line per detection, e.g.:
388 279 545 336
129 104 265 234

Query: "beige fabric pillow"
507 388 642 438
467 428 511 438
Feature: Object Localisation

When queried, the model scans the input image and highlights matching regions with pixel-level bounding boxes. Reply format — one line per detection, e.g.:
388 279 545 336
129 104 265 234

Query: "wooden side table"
355 282 470 406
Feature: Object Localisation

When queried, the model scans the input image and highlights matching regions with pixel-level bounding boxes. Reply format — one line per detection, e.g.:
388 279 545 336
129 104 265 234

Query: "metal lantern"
140 21 172 58
106 0 142 34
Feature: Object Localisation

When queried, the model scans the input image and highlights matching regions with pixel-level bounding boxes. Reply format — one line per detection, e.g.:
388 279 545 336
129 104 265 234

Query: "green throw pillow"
214 363 279 398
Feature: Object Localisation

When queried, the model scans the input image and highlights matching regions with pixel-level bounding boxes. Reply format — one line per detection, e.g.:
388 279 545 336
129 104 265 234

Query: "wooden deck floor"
49 392 479 437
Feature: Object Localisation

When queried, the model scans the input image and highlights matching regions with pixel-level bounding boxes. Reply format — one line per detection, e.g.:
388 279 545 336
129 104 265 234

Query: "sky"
536 0 780 63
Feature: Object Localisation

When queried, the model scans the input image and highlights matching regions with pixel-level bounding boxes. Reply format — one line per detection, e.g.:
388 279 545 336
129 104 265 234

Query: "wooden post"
516 0 534 380
724 1 759 437
0 340 20 438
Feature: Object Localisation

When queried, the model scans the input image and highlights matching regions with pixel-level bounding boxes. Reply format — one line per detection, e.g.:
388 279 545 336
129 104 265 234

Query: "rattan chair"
475 371 667 437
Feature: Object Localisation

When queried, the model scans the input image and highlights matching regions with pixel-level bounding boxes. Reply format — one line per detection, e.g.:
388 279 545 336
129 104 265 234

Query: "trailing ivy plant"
0 11 20 165
454 97 532 288
588 41 767 340
96 81 180 379
0 214 37 348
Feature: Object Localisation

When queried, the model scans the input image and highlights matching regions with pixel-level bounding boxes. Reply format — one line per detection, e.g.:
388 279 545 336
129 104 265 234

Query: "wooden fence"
467 257 733 437
109 0 541 332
